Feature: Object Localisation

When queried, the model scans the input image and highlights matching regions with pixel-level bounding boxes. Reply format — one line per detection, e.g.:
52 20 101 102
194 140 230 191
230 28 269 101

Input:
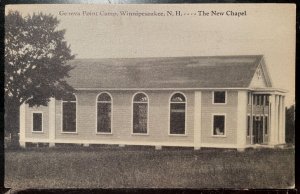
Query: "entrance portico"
247 89 286 147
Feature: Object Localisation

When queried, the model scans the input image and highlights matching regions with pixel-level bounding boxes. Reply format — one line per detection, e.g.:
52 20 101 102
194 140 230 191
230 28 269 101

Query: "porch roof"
65 55 265 89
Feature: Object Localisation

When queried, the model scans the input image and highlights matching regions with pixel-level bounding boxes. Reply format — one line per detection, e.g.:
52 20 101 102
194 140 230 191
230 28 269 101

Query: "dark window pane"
260 120 262 135
254 95 257 105
214 91 226 103
97 103 111 133
252 116 256 131
171 93 186 102
170 103 185 134
213 115 225 135
133 93 148 102
63 94 76 101
133 103 147 133
265 116 268 135
98 93 111 102
253 95 265 106
258 96 261 105
62 102 76 132
247 116 250 136
265 96 269 105
33 113 42 132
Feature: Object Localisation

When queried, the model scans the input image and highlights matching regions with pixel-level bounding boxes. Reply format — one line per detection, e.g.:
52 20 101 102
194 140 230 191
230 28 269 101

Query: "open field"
5 146 294 190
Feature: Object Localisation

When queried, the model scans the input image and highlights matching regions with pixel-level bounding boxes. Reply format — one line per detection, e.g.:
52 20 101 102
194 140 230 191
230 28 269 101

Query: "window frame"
31 111 44 133
61 94 77 134
211 113 226 137
212 91 227 105
131 92 149 135
96 92 113 135
168 92 187 136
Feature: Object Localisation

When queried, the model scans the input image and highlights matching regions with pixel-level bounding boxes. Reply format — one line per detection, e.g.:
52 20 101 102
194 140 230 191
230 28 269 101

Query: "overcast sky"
6 4 295 106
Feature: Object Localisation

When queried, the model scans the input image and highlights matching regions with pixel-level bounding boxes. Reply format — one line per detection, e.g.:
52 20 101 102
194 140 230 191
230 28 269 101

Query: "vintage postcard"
4 3 295 190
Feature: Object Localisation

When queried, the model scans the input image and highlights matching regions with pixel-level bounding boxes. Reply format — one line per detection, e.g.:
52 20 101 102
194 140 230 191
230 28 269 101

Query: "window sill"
169 134 187 137
61 132 78 134
96 132 113 135
212 135 226 138
212 103 227 105
131 133 149 136
32 131 44 134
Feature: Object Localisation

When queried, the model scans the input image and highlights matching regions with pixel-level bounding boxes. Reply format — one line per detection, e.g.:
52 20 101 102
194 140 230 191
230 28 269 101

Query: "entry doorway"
253 116 263 144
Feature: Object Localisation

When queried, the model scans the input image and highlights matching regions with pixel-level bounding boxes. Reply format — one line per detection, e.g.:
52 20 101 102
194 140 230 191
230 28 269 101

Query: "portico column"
250 93 254 145
193 91 202 150
48 98 56 147
278 96 282 144
237 91 247 151
274 95 279 145
280 96 286 144
269 95 277 145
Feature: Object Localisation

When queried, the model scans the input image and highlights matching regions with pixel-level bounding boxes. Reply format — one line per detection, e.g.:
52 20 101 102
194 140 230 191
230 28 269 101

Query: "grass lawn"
5 146 294 189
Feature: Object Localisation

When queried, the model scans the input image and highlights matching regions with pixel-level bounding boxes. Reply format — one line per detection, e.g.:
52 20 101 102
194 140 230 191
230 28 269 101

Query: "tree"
5 11 75 144
285 104 295 144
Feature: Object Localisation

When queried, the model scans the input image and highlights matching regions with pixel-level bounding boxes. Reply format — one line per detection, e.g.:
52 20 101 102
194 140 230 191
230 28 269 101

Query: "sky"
6 4 296 106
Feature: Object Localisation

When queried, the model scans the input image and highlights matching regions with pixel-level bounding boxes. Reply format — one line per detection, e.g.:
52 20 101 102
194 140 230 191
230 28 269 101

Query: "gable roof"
65 55 271 89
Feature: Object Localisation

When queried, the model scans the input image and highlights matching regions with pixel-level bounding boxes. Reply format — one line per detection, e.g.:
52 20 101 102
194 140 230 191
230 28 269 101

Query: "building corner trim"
236 91 247 149
19 103 26 142
49 98 56 142
194 91 202 148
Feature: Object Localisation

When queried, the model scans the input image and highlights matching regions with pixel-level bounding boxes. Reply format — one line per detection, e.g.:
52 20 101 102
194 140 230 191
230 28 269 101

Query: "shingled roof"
65 55 269 89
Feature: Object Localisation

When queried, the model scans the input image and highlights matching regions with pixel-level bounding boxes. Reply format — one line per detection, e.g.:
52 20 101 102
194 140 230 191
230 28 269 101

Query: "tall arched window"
132 93 148 134
62 94 77 133
97 93 112 133
170 93 186 135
